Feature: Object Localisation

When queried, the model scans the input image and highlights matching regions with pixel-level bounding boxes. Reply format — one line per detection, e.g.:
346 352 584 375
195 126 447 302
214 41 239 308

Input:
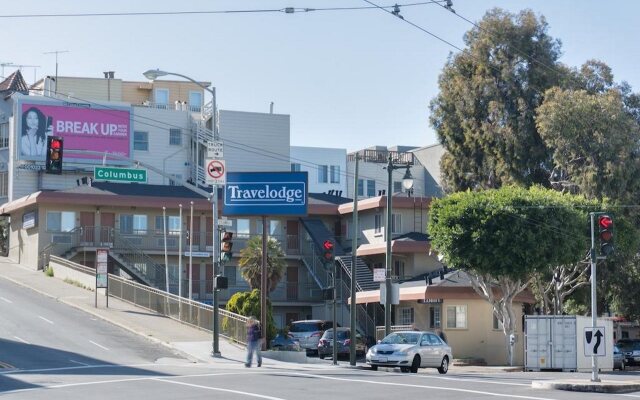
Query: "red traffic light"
50 139 62 150
323 240 334 251
598 215 613 230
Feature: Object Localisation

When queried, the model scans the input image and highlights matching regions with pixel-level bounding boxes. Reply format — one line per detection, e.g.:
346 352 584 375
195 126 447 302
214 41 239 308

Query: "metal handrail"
113 233 167 289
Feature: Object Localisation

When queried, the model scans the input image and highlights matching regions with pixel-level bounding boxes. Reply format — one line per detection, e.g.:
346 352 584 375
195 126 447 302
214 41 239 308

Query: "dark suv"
617 339 640 366
288 320 336 354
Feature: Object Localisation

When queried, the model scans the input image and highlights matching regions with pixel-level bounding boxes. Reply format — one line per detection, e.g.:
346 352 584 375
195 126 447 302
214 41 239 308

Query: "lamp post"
143 69 221 356
384 154 414 337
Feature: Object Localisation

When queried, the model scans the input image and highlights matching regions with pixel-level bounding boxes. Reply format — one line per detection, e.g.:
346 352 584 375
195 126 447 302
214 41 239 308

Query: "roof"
0 70 29 93
393 232 429 242
64 181 208 199
308 192 352 205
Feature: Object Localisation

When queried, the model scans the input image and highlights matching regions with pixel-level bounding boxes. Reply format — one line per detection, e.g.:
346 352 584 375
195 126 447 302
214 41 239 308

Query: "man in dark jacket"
245 317 262 367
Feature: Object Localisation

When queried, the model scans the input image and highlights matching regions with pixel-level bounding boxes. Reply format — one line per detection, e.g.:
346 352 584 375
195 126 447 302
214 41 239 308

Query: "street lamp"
143 69 221 357
384 154 414 337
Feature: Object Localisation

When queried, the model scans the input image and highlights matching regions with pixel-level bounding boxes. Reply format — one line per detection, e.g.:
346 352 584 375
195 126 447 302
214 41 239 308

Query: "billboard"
16 98 131 164
223 171 308 216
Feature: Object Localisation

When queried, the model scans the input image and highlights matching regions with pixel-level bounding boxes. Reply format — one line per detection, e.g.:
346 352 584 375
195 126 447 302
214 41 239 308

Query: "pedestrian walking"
435 328 448 344
245 317 262 367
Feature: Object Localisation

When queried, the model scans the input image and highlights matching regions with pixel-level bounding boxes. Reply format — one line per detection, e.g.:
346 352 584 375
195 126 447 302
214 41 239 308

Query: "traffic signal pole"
589 212 599 383
212 184 221 357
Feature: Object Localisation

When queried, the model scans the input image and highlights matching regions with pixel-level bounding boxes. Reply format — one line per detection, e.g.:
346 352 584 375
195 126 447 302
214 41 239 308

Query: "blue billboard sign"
223 172 308 216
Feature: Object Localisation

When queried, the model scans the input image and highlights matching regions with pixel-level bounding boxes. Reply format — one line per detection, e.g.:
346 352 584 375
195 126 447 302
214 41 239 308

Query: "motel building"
0 71 533 365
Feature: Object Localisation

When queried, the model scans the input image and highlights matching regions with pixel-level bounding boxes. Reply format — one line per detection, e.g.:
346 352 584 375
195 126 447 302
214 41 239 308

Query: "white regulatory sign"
373 268 386 282
207 141 224 159
584 327 606 357
206 159 226 185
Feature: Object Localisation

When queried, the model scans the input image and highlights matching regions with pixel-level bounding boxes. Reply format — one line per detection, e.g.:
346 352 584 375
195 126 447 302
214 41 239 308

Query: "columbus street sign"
94 166 147 183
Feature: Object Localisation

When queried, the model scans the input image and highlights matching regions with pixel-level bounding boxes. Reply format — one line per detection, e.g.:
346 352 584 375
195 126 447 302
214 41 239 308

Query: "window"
155 215 180 235
399 307 414 325
393 181 402 193
0 172 7 197
366 180 376 197
330 165 340 183
374 214 382 234
46 211 75 232
134 131 149 151
256 219 281 236
0 122 8 148
446 305 467 329
188 91 203 112
169 129 182 145
429 307 441 328
120 214 147 235
357 179 364 196
318 165 328 183
290 163 301 172
392 214 402 233
169 174 182 186
393 260 405 279
236 219 250 238
155 88 169 105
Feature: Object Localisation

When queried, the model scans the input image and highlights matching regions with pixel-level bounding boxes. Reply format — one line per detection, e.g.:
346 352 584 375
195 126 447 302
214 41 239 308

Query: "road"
2 277 640 399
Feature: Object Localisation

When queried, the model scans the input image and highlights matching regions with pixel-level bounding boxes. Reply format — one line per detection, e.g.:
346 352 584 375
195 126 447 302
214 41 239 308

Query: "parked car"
288 320 337 354
317 328 367 359
617 339 640 366
613 345 626 370
366 331 452 374
270 333 301 352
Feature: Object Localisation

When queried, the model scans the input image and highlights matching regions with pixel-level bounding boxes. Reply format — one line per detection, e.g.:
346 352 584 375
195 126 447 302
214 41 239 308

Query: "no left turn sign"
206 159 226 185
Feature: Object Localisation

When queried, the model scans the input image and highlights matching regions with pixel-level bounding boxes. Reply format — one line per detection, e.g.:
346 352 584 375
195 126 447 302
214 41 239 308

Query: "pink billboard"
17 99 131 163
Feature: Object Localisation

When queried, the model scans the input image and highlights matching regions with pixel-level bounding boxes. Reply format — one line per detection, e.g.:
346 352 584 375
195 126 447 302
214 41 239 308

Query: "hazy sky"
2 1 639 152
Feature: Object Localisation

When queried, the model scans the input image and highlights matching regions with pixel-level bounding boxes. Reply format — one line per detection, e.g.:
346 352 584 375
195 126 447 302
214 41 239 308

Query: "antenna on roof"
43 50 69 94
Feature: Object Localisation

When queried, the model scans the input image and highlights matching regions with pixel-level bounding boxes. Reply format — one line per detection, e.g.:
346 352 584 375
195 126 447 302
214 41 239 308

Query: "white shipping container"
525 315 613 372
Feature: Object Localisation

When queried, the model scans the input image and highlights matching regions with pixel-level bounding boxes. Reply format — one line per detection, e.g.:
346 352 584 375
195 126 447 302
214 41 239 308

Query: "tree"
226 289 277 342
428 186 590 364
429 8 564 193
238 235 286 293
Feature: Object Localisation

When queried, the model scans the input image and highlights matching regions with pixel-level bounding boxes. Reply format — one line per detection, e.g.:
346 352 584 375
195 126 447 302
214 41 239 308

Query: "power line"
0 2 446 19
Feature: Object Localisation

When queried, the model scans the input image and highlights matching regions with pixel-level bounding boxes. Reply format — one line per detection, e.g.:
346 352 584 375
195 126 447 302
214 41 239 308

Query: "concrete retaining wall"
49 258 96 291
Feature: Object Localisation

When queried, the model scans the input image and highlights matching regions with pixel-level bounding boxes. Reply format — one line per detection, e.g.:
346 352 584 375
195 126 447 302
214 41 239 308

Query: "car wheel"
438 356 449 374
410 356 421 373
370 365 378 371
400 367 410 373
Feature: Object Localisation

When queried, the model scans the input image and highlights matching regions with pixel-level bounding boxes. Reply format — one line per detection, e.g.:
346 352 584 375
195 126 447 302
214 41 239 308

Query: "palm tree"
239 235 286 293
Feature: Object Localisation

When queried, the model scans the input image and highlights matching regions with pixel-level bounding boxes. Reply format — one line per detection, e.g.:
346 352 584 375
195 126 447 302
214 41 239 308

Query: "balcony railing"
347 149 414 165
133 101 202 113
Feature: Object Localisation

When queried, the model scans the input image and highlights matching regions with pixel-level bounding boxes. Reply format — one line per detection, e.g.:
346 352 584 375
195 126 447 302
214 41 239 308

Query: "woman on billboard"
21 107 52 157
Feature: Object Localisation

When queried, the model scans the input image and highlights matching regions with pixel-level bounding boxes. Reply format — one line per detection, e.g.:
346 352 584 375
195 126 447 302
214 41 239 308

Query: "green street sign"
94 167 147 183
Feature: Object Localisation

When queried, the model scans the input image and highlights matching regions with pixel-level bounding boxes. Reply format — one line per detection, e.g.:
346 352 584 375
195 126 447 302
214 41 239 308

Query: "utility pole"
349 153 359 366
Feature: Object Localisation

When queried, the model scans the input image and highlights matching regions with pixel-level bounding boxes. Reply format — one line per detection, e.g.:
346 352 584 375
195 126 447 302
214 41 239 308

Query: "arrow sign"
584 327 606 357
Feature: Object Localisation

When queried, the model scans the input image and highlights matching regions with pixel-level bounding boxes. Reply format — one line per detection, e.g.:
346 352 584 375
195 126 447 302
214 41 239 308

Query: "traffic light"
322 239 334 266
598 214 614 257
46 136 63 174
220 231 233 262
215 275 228 290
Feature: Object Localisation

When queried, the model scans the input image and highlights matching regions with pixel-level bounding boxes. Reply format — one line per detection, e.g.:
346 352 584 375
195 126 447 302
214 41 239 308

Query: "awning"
351 284 427 304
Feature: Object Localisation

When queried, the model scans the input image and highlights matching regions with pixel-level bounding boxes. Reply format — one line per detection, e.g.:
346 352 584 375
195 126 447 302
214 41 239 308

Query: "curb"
532 380 640 394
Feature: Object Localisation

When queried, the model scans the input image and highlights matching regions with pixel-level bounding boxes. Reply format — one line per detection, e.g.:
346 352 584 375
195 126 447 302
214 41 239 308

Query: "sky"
2 1 640 153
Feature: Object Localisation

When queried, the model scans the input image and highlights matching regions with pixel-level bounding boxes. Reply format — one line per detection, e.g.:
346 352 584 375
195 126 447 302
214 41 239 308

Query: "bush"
44 266 54 277
225 289 276 342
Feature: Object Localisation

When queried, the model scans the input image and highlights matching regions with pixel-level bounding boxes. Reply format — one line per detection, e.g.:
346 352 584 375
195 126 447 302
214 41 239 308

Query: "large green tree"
429 8 564 192
238 235 286 293
428 186 591 363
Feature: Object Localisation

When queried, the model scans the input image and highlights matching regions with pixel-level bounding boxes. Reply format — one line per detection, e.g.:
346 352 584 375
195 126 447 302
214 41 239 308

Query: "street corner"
532 379 640 394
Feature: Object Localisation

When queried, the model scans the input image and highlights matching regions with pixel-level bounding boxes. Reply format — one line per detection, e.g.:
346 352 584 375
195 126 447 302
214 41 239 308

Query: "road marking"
286 372 560 400
13 336 30 344
69 359 90 366
89 340 109 351
38 316 54 324
153 378 289 400
618 394 640 398
424 375 530 386
0 296 12 303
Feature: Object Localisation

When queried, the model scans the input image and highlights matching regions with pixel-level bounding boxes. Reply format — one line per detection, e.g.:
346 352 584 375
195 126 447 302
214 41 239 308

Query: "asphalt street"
2 272 640 399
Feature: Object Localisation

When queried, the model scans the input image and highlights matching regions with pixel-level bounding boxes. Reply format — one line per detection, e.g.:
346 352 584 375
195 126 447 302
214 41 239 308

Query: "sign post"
96 248 109 308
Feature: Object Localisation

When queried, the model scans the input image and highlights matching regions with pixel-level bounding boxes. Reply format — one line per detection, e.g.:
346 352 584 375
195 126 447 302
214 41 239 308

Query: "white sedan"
366 331 452 374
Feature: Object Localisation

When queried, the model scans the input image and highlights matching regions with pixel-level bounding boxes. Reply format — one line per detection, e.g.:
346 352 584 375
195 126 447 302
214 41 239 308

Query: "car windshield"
381 332 420 345
323 330 349 340
289 322 322 333
618 341 640 351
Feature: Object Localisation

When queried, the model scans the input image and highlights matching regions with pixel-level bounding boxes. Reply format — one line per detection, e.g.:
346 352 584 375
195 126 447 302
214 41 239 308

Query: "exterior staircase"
336 256 378 291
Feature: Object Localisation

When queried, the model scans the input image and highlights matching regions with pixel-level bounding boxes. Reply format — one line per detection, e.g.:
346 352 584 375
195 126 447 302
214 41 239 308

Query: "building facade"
290 146 347 195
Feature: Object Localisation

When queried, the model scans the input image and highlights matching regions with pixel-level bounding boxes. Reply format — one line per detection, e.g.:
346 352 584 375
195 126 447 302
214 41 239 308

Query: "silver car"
288 320 335 354
366 331 452 374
